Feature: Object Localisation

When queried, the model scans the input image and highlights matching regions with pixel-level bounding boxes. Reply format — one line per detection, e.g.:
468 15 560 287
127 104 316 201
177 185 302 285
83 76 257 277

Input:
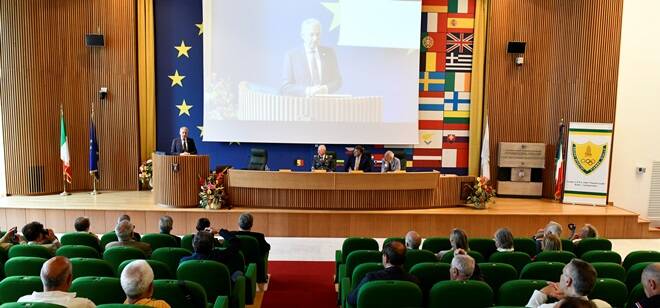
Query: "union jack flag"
446 32 473 55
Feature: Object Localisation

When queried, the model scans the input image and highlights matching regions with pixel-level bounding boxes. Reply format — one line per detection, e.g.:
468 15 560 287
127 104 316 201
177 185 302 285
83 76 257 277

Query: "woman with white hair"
120 260 171 308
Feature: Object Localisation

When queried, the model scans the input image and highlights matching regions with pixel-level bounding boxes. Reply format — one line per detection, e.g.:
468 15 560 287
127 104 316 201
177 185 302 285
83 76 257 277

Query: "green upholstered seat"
3 257 46 277
581 250 621 264
513 238 537 257
340 263 383 308
177 260 245 308
180 234 194 252
382 237 404 249
8 245 52 259
69 277 125 305
102 246 146 272
235 235 268 283
150 247 191 275
626 283 646 308
519 261 564 281
357 280 422 308
489 252 532 274
69 258 115 279
335 237 378 282
478 262 518 298
0 276 43 304
153 279 209 308
497 279 548 306
591 262 626 282
622 250 660 270
588 278 627 308
409 262 450 303
403 249 438 272
534 251 576 264
439 250 485 264
60 233 101 252
140 233 179 251
468 238 497 260
421 237 451 253
56 245 100 259
99 232 118 251
117 259 173 280
428 280 494 308
574 238 612 257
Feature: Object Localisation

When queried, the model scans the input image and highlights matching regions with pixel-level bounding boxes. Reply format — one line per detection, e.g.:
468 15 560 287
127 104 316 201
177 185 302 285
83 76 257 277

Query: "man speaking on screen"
280 18 342 97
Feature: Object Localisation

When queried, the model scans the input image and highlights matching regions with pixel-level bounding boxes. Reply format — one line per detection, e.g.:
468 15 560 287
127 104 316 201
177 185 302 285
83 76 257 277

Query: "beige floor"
265 237 660 261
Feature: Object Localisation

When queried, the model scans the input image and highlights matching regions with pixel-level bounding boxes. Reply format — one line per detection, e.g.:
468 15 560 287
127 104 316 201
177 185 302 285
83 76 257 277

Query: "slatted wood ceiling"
0 0 139 194
485 0 623 198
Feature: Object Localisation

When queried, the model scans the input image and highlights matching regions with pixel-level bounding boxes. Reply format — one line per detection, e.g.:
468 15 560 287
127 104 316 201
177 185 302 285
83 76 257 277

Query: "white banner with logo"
563 122 614 206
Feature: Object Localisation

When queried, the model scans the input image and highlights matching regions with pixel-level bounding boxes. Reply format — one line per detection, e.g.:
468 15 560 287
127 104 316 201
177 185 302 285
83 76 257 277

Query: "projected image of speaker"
85 34 104 47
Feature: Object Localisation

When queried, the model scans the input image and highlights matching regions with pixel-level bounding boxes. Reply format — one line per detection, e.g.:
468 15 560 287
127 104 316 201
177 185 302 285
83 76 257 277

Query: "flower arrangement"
138 159 153 190
465 176 496 209
199 167 230 209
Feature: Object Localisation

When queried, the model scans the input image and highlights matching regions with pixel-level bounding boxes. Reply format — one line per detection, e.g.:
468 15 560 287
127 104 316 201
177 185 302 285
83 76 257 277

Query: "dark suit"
232 230 271 255
345 154 373 172
347 266 420 305
161 231 181 247
180 229 240 266
171 137 197 155
280 46 342 96
312 154 336 171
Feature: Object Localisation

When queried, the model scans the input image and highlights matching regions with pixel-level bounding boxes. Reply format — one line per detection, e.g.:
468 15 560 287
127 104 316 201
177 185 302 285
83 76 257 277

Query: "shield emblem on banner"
571 141 607 175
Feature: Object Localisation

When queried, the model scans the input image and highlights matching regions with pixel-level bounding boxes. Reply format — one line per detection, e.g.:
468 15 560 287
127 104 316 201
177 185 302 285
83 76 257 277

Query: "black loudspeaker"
85 34 104 47
507 41 526 53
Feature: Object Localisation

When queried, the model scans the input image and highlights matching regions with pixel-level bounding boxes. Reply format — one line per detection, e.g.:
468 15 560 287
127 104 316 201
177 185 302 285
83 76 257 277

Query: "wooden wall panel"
0 0 139 195
485 0 623 197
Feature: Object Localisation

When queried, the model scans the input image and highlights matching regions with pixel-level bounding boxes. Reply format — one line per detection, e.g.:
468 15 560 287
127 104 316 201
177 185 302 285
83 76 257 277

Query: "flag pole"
60 104 70 196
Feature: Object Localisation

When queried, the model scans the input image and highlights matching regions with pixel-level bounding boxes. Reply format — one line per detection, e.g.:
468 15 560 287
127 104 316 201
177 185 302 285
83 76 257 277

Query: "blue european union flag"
89 120 99 179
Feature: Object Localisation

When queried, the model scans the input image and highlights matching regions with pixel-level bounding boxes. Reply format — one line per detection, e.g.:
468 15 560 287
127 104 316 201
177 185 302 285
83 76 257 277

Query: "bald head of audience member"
115 220 135 242
405 231 421 250
450 254 475 281
41 256 73 292
641 263 660 298
120 260 155 303
382 241 406 268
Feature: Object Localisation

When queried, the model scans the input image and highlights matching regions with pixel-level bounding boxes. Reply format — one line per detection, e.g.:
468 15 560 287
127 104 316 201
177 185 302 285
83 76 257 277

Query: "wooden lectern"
152 153 209 208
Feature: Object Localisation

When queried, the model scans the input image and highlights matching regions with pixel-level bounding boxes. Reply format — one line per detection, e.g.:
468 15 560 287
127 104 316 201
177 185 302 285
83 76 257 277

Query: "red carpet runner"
261 261 336 308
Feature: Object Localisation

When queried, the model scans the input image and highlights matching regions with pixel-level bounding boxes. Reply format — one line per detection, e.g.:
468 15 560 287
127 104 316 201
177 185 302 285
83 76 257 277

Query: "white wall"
609 0 660 219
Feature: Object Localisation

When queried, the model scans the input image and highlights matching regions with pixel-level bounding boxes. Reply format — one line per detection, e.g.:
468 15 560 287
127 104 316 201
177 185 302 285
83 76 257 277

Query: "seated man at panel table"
345 145 373 172
347 241 420 305
170 126 197 155
106 220 152 257
380 150 401 173
312 145 335 171
525 259 611 308
18 256 96 308
280 18 342 97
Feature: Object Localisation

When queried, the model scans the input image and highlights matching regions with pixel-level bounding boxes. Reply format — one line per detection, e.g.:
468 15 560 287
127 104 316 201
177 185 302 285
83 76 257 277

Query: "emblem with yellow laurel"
571 141 607 175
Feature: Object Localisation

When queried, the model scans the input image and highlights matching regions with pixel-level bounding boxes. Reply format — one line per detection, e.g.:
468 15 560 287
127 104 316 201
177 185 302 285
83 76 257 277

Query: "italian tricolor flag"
60 111 71 183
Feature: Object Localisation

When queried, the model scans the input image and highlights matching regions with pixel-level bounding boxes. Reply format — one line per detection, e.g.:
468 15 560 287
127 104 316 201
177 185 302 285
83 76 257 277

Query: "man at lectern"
170 126 197 155
280 18 342 97
345 145 373 172
312 144 335 171
381 151 401 173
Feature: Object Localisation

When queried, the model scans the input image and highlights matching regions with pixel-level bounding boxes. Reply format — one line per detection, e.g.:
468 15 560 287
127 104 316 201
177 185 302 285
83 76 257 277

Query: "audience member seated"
159 215 181 246
449 253 475 281
18 256 96 308
195 217 220 246
179 230 243 280
74 217 99 241
118 214 141 241
542 234 563 252
405 231 421 250
120 260 171 308
533 221 563 253
556 297 595 308
570 224 599 243
347 241 420 305
494 227 514 252
436 228 469 259
232 213 270 256
22 221 61 255
635 263 660 308
525 259 611 308
106 220 152 257
0 226 20 250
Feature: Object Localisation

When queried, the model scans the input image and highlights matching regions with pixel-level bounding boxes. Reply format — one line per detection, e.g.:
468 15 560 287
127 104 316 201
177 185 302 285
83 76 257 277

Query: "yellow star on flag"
174 41 192 58
197 126 204 137
176 100 193 116
321 2 341 31
168 70 185 87
195 23 204 35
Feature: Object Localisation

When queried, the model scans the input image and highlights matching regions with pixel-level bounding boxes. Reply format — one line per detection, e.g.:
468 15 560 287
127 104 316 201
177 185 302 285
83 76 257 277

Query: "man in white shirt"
525 259 611 308
280 18 342 97
18 256 96 308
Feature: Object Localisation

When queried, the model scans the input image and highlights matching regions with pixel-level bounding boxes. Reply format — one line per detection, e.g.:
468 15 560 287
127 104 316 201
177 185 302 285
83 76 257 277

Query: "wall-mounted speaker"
507 41 526 54
85 34 104 47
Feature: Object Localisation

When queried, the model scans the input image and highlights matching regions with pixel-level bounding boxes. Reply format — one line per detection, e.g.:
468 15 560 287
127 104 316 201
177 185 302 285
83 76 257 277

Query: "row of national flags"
58 106 99 186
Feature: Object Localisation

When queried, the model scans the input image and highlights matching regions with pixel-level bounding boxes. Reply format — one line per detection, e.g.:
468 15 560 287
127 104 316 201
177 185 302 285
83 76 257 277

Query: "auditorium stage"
0 191 657 239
